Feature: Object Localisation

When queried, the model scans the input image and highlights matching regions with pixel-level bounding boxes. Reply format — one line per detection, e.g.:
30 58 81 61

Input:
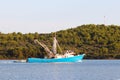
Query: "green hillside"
0 24 120 59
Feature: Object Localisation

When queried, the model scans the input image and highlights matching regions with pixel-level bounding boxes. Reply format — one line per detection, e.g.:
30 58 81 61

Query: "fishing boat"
27 54 85 63
27 35 85 63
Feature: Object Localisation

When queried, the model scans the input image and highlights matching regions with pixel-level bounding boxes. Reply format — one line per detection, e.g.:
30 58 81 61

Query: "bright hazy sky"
0 0 120 33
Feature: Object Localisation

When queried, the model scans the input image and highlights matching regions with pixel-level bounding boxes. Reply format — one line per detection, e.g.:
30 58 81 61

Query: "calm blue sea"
0 60 120 80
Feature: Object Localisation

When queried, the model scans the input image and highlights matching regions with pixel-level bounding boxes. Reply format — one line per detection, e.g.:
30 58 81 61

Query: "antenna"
104 16 106 25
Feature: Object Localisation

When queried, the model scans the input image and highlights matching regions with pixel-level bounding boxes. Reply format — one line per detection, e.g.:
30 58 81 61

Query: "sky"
0 0 120 33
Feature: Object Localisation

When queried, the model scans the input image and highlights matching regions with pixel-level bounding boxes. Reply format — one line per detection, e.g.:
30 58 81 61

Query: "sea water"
0 60 120 80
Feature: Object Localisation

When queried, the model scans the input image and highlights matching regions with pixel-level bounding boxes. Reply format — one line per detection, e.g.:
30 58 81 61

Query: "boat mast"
52 33 63 54
53 33 57 54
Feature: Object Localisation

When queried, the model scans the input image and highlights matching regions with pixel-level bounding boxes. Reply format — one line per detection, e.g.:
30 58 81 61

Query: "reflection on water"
0 60 120 80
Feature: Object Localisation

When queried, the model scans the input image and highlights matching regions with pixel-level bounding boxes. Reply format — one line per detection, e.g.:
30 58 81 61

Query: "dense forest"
0 24 120 59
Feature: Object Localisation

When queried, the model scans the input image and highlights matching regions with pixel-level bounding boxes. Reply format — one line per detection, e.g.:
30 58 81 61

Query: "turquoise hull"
27 54 85 63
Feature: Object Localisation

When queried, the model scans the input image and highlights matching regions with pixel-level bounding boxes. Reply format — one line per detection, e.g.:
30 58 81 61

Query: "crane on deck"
34 39 55 58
